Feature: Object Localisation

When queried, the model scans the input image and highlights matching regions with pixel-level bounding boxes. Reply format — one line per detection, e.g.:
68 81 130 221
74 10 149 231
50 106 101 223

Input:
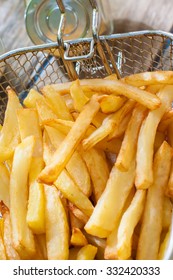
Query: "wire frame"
0 30 173 123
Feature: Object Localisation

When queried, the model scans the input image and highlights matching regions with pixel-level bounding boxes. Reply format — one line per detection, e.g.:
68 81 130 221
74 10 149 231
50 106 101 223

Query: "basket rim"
1 29 173 62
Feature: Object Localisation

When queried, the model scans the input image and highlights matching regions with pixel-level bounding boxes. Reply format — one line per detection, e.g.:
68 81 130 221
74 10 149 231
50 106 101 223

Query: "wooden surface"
0 0 173 53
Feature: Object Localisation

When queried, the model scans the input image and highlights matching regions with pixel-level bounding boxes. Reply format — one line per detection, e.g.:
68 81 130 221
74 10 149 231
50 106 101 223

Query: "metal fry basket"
0 1 173 260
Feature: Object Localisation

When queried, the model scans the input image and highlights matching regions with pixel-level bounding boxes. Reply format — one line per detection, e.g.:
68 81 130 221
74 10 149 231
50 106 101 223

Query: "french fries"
44 185 69 260
137 141 172 259
135 86 173 189
0 71 173 260
38 95 100 184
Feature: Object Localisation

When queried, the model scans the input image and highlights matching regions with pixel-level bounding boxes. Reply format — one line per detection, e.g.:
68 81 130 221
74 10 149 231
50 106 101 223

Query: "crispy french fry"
82 100 135 150
135 86 173 189
44 126 92 197
108 111 132 140
54 169 94 217
0 163 10 208
116 104 147 171
92 111 107 128
36 98 58 124
42 85 73 120
117 190 146 260
100 95 126 114
137 141 172 260
62 94 74 112
17 108 43 157
124 71 173 87
27 182 45 234
70 79 89 112
23 88 44 108
10 136 36 258
80 147 109 202
84 160 135 238
0 202 20 260
104 187 136 260
38 95 100 184
43 119 73 135
44 185 69 260
70 228 88 246
77 244 97 260
0 87 21 162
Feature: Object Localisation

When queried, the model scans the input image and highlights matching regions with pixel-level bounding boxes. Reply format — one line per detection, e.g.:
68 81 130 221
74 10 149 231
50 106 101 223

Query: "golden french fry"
44 126 92 197
23 88 44 108
137 141 172 260
0 202 20 260
116 104 147 171
38 95 100 184
54 169 94 217
100 95 126 114
42 85 73 120
108 111 132 140
92 111 107 128
44 185 69 260
0 163 10 208
62 94 74 112
104 187 136 260
27 182 45 234
80 147 109 202
17 108 43 157
84 160 135 238
77 244 97 260
70 79 89 112
80 79 160 109
43 119 73 135
0 87 21 162
117 190 146 260
162 197 173 230
135 86 173 189
70 227 88 246
124 71 173 87
36 98 58 124
10 136 36 258
82 100 135 151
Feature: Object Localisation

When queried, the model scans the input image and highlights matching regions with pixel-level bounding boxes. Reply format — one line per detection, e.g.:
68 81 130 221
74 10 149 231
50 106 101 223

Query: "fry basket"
0 1 173 260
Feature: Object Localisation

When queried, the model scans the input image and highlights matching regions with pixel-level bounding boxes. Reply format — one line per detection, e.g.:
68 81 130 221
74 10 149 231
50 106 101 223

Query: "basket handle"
56 0 99 61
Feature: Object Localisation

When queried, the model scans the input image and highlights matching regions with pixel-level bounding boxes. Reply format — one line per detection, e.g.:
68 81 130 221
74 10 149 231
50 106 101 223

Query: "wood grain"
0 0 173 52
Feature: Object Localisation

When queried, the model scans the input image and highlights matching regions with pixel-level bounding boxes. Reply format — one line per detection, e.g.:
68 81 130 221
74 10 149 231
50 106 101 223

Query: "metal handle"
56 0 99 61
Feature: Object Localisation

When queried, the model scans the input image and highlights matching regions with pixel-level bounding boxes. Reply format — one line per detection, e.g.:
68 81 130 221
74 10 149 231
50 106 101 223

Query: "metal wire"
0 30 173 122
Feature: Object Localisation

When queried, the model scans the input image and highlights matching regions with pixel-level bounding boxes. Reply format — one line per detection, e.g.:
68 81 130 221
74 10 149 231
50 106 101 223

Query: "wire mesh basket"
0 28 173 259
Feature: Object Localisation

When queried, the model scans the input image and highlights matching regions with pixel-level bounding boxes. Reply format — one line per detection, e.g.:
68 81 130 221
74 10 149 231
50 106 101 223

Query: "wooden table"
1 0 173 53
